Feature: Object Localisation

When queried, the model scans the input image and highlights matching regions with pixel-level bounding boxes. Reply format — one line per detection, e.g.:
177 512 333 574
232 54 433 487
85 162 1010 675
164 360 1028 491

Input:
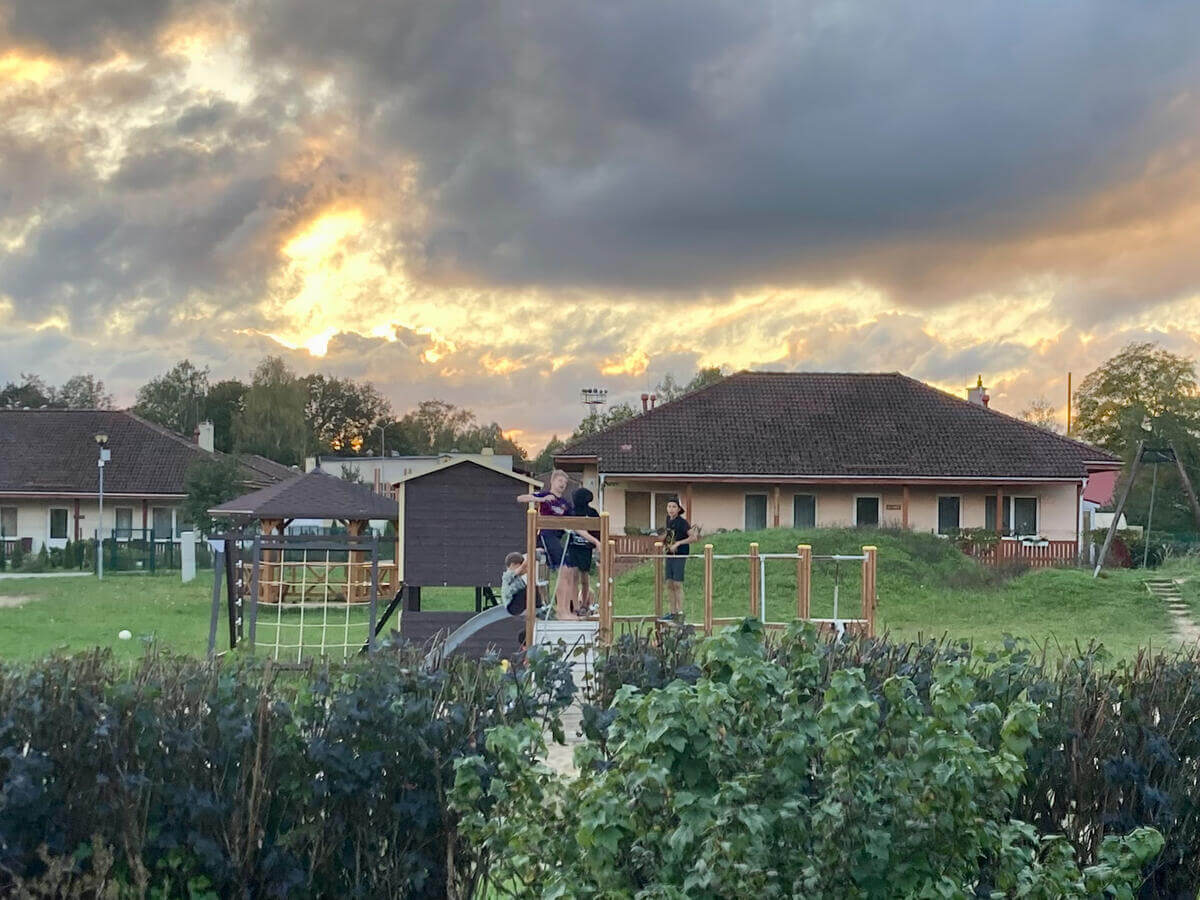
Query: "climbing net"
207 535 381 662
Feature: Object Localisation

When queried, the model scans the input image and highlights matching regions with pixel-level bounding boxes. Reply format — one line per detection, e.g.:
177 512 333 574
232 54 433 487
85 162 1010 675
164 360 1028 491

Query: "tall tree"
0 373 55 409
656 366 727 402
1019 397 1061 433
183 456 247 536
233 357 308 465
405 399 477 454
1075 342 1200 534
532 435 566 473
54 374 113 409
573 402 638 439
303 374 391 453
204 379 248 453
134 360 210 436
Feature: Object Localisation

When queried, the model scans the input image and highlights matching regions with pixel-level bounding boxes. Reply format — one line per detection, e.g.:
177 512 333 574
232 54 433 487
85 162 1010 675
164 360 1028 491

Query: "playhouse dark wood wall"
403 462 530 587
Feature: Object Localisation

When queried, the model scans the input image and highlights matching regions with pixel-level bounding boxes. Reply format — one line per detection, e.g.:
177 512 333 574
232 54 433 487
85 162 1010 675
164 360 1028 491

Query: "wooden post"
901 486 910 530
1172 442 1200 531
1093 442 1143 577
749 542 760 618
599 512 611 641
995 487 1004 537
525 505 537 651
653 541 665 618
862 545 877 636
604 538 616 644
772 486 781 528
703 543 714 636
796 544 811 620
685 483 694 522
346 519 366 604
260 518 283 604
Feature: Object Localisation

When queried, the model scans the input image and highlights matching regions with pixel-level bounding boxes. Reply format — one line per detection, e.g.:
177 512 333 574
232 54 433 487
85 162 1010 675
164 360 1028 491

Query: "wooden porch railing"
1 537 33 555
961 538 1078 568
611 534 661 575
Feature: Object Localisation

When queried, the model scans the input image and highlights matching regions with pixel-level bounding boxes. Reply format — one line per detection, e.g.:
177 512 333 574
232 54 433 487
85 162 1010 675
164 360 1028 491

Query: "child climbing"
564 487 602 615
501 551 531 615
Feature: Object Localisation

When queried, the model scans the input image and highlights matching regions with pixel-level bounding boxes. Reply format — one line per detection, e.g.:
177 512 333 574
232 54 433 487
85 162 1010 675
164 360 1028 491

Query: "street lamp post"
95 433 110 580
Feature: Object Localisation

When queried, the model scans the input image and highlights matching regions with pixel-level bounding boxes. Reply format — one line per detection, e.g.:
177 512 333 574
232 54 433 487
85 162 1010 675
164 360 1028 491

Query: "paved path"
1145 578 1200 644
0 571 89 580
544 702 586 777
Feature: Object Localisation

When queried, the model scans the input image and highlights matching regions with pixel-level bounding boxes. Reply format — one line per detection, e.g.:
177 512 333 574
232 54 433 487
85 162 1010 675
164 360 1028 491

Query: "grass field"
0 527 1196 661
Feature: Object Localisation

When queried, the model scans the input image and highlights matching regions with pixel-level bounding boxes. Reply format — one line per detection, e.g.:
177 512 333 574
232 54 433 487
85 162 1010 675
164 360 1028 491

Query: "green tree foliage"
54 374 113 409
531 435 566 473
232 357 308 465
455 622 1164 897
203 379 247 452
1020 396 1061 433
133 360 210 436
572 401 637 439
303 374 391 453
1075 343 1200 533
183 456 247 535
0 373 56 409
656 365 727 402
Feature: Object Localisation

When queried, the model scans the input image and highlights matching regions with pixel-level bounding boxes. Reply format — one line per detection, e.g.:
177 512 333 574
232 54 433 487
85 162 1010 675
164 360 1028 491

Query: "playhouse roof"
557 371 1120 480
393 456 541 487
210 470 397 521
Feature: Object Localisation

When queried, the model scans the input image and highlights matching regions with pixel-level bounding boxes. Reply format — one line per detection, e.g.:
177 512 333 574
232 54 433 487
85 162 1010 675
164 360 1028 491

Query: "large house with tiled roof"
0 410 293 553
556 372 1121 562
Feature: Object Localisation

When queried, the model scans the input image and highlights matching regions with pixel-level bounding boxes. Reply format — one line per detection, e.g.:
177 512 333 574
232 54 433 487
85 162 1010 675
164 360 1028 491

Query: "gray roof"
558 371 1120 479
0 409 290 495
210 470 398 520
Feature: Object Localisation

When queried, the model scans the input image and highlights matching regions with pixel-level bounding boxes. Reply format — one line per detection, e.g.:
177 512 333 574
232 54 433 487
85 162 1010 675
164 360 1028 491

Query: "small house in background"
394 457 541 610
305 449 517 496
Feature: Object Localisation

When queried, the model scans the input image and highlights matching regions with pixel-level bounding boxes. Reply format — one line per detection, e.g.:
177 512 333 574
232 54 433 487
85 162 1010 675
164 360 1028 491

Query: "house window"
653 492 677 529
49 508 69 540
853 496 880 527
985 496 1037 536
744 494 768 531
624 492 650 531
937 496 961 534
152 507 173 540
793 494 816 529
0 506 16 537
115 507 133 539
1013 497 1038 536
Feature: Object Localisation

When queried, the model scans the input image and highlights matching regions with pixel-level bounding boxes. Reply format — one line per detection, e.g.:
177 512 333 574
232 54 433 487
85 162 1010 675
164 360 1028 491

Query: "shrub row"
584 622 1200 897
0 644 574 898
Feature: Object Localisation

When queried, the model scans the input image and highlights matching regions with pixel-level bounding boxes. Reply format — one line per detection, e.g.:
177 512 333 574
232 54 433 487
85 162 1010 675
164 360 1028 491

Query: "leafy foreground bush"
456 622 1163 898
587 623 1200 897
0 645 574 898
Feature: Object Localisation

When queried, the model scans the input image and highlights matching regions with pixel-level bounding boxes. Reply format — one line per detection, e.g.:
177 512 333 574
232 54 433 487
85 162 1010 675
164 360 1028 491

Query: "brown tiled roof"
210 470 398 520
0 409 291 496
557 372 1119 479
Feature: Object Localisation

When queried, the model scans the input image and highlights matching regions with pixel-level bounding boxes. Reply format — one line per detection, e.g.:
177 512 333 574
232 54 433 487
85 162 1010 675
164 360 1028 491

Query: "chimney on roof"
649 393 657 409
195 420 215 452
641 393 649 412
967 375 991 409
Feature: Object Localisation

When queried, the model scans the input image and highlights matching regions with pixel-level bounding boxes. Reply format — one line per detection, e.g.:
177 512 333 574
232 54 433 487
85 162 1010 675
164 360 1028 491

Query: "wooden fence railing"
961 539 1078 568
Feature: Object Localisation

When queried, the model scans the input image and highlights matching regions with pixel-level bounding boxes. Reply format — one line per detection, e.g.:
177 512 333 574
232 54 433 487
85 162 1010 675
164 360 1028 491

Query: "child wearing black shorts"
564 487 601 614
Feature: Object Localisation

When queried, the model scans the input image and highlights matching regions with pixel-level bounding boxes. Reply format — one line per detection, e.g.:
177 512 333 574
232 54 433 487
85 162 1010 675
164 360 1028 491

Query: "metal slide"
423 603 514 666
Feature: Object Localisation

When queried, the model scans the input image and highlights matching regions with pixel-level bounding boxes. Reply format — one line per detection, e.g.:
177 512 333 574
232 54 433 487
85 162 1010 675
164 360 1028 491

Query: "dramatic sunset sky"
2 1 1200 449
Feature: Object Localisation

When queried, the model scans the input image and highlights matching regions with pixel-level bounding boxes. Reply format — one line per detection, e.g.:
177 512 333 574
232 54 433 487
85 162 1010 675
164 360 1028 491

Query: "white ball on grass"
118 629 132 640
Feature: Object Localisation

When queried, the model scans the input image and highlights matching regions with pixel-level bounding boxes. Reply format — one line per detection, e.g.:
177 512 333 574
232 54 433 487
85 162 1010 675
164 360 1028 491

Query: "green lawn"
0 528 1193 661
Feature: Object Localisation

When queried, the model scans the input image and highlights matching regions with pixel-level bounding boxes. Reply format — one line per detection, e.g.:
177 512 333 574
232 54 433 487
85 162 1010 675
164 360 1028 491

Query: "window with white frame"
0 506 16 537
115 507 133 539
49 508 69 540
937 496 961 534
152 507 173 540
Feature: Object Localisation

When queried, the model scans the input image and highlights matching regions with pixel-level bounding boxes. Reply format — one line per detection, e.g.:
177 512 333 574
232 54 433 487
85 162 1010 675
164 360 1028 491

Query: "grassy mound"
612 526 1173 658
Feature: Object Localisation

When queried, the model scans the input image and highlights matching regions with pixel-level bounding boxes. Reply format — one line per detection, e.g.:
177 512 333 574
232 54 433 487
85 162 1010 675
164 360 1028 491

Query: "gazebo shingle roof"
209 470 398 520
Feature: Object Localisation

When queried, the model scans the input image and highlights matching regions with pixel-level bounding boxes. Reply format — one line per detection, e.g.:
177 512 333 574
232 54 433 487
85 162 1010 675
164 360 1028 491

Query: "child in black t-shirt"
661 498 696 616
564 487 602 615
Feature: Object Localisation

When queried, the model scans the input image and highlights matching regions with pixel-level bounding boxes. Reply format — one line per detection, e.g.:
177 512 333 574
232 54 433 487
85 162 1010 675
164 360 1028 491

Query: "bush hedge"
582 621 1200 897
0 644 574 897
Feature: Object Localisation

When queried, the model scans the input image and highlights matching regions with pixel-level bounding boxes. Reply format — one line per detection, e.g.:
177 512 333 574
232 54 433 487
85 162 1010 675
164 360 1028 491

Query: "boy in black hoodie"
564 487 601 615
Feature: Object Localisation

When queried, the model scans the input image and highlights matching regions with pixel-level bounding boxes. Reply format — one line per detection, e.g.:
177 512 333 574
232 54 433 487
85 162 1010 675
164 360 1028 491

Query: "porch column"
141 500 148 534
73 499 81 542
772 485 781 528
901 485 910 529
685 483 694 522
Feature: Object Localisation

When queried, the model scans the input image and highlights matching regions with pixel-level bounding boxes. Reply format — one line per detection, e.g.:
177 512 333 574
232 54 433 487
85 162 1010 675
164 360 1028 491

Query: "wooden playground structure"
524 507 878 649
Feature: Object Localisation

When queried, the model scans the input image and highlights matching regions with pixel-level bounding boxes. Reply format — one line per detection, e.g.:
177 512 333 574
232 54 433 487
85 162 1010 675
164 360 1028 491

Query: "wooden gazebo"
209 470 398 604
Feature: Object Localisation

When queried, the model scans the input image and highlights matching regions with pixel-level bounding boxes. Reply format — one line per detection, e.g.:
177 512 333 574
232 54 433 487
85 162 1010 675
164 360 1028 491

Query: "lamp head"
94 433 109 446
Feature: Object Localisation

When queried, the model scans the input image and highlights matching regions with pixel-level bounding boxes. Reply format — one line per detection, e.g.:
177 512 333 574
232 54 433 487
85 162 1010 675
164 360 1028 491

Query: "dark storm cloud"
244 0 1200 300
1 0 177 57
